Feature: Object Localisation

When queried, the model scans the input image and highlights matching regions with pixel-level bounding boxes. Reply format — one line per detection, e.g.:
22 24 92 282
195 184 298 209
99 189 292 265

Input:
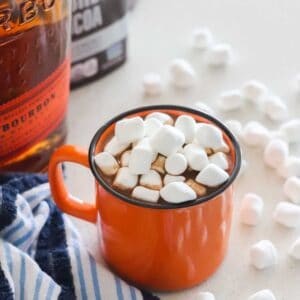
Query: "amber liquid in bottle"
0 0 70 172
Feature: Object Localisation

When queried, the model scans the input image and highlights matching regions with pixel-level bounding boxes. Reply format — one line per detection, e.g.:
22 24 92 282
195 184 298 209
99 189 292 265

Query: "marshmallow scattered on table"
289 237 300 260
196 164 229 187
104 136 130 156
186 179 207 196
113 167 138 190
248 289 276 300
263 95 288 122
206 43 233 67
132 186 160 203
191 27 213 50
142 72 163 96
195 292 215 300
145 112 173 125
144 117 163 137
120 150 131 167
194 101 215 116
279 119 300 143
165 153 187 175
163 174 186 185
273 202 300 228
151 155 166 174
241 80 267 106
242 121 270 147
218 90 243 112
160 182 197 203
115 117 145 144
239 193 264 226
249 240 278 270
277 156 300 178
175 115 197 143
263 139 289 169
283 176 300 204
169 58 196 88
225 119 242 139
140 170 162 190
94 152 119 176
129 145 154 175
184 144 209 171
209 152 229 170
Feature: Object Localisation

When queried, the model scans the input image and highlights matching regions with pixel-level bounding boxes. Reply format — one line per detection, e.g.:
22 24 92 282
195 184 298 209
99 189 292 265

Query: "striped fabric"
0 173 159 300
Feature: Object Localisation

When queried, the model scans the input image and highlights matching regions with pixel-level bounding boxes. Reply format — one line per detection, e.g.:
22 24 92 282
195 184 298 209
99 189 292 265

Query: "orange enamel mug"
48 105 241 291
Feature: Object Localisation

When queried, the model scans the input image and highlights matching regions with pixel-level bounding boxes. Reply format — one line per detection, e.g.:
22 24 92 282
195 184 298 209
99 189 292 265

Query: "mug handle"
48 145 97 223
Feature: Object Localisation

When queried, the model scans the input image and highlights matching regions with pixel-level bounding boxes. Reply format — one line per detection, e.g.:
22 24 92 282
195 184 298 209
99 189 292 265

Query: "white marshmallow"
145 112 173 125
113 167 138 190
195 292 215 300
184 144 209 171
191 27 213 50
104 136 130 156
175 115 197 143
194 101 215 116
94 152 119 176
209 152 229 170
142 72 163 96
129 146 153 175
169 58 196 88
218 90 243 112
144 118 163 137
165 153 187 175
120 150 131 167
163 174 186 185
273 202 300 228
289 237 300 260
206 43 233 67
249 240 278 270
160 182 197 203
284 177 300 204
140 170 162 190
263 139 289 169
263 95 288 122
242 121 271 147
149 125 185 157
196 164 229 187
248 290 276 300
196 123 228 151
225 119 242 139
239 193 264 226
277 156 300 178
279 119 300 143
241 80 267 106
115 117 145 144
134 138 157 162
132 186 160 203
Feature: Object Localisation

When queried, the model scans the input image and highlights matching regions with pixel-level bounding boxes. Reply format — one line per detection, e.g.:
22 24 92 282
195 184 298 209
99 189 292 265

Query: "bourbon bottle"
0 0 71 172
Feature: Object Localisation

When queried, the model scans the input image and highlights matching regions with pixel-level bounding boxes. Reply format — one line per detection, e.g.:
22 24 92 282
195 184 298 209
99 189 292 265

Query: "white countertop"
66 0 300 299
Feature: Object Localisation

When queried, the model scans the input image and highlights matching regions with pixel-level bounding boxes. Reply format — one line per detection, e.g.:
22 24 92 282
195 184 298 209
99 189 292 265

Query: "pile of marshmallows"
94 112 231 204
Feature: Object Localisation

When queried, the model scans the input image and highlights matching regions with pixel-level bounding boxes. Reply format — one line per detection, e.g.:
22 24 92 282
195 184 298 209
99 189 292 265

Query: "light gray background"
66 1 300 299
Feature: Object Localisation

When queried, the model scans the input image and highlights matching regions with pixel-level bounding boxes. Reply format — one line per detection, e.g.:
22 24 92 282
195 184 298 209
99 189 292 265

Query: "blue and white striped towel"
0 173 159 300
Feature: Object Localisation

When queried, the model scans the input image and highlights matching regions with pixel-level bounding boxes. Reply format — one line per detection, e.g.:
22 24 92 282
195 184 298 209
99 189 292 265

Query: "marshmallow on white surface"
142 72 163 96
129 146 153 175
196 164 229 187
132 186 160 203
209 152 229 170
218 90 243 112
279 119 300 143
120 150 131 167
140 170 162 190
115 117 145 144
289 237 300 260
225 119 242 139
263 139 289 169
194 101 215 115
163 174 186 185
248 290 276 300
273 202 300 228
113 167 138 190
249 240 278 270
206 43 233 67
191 27 213 50
160 182 197 203
165 153 187 175
184 144 209 171
195 292 215 300
149 125 185 157
239 193 264 226
242 121 270 147
263 95 288 122
104 136 130 156
241 80 267 106
175 115 197 143
284 177 300 204
277 156 300 178
145 112 173 125
94 152 119 176
169 58 196 88
144 118 163 137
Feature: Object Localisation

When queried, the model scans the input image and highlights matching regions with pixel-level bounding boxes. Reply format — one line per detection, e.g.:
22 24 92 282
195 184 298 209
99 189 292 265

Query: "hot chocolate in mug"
48 105 241 291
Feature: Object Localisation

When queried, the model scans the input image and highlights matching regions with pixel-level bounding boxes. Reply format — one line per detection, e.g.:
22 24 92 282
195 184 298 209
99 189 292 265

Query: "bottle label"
0 58 70 162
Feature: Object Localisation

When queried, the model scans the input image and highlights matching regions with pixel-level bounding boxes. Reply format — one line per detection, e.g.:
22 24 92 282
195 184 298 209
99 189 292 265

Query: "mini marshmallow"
273 202 300 228
209 152 229 170
120 150 131 167
94 152 119 176
134 138 157 162
113 167 138 190
169 58 196 88
129 146 153 175
191 27 213 50
263 95 288 122
279 119 300 143
242 121 271 147
194 101 215 116
165 153 187 175
241 80 267 106
145 112 173 125
225 119 242 139
115 117 145 144
277 156 300 178
206 43 233 67
283 176 300 204
175 115 197 143
142 72 163 96
144 118 163 137
163 174 186 185
151 155 166 174
289 237 300 260
184 144 209 171
248 289 276 300
186 179 207 196
140 170 162 190
218 90 243 112
149 125 185 157
195 292 215 300
160 182 197 203
104 136 130 156
263 139 289 169
132 186 160 203
196 164 229 187
250 240 278 270
239 193 264 226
